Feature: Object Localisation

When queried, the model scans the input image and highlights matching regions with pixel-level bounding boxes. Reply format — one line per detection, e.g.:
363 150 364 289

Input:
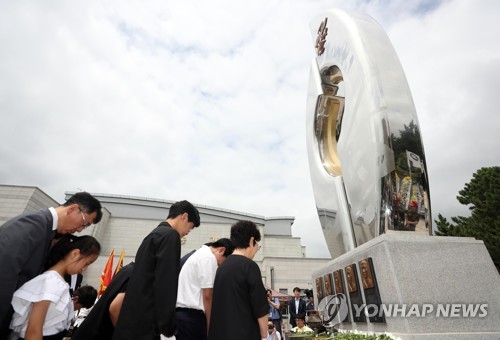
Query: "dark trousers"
290 313 297 328
0 306 14 340
175 308 207 340
16 330 66 340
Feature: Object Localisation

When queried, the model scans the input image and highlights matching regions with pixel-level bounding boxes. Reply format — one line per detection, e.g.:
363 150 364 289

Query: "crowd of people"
0 193 317 340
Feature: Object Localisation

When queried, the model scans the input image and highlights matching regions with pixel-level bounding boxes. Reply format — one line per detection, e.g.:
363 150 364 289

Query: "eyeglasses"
255 240 261 251
78 207 92 228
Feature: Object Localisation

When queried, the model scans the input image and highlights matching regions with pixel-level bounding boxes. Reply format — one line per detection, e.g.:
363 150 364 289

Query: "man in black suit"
288 287 307 328
0 191 102 339
112 200 200 340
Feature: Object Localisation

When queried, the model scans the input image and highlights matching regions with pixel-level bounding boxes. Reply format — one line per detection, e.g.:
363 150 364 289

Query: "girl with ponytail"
9 235 100 340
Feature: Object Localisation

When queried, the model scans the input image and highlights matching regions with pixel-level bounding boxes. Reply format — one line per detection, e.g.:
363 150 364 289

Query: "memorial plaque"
315 276 325 302
345 263 365 323
332 269 350 322
333 269 344 295
324 273 334 296
359 257 385 323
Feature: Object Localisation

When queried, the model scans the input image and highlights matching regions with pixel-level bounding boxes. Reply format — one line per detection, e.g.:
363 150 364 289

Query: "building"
0 184 331 297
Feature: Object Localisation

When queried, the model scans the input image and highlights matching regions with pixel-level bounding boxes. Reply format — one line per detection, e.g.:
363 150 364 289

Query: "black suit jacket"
112 222 181 340
0 209 54 335
288 297 307 327
65 273 83 296
72 262 135 340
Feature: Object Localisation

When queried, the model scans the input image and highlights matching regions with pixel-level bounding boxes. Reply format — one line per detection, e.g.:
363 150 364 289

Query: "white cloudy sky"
1 0 498 258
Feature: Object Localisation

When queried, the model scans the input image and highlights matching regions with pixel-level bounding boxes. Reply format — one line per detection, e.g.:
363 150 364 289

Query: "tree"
391 120 424 166
435 167 500 270
391 120 426 183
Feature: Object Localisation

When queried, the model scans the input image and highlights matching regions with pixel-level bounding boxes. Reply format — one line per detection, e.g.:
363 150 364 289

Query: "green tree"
391 121 424 161
391 120 425 178
435 167 500 269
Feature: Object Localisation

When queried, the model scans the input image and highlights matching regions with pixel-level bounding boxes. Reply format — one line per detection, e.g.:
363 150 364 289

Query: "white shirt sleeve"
197 252 217 288
10 271 73 338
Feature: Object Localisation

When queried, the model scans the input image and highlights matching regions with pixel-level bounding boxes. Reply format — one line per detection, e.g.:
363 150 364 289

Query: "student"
9 235 101 340
112 200 200 340
64 285 98 338
291 314 313 333
175 238 233 340
208 220 269 340
72 285 97 311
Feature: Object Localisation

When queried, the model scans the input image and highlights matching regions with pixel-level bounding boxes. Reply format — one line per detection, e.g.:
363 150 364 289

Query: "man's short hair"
295 314 306 321
74 285 98 309
208 238 234 257
230 220 261 249
293 287 301 293
167 200 200 227
64 192 103 224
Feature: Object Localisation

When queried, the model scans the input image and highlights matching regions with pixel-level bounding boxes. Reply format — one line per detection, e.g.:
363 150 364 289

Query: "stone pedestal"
312 234 500 339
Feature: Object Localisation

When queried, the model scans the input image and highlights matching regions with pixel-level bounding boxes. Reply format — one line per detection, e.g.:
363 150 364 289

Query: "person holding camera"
266 289 282 336
267 320 281 340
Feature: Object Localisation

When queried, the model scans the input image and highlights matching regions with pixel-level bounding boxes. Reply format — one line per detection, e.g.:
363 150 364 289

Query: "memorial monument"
306 9 500 339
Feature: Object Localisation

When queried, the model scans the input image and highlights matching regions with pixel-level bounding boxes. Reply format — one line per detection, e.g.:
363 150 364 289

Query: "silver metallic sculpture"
306 9 431 259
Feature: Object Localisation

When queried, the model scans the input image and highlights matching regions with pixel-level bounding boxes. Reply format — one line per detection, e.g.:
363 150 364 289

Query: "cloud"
0 0 498 258
388 0 500 220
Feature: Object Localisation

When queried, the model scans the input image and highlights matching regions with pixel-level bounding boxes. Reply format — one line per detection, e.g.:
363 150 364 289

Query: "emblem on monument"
315 17 328 56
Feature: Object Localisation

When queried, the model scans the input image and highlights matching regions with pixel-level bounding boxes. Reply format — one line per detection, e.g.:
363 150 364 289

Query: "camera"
268 324 275 330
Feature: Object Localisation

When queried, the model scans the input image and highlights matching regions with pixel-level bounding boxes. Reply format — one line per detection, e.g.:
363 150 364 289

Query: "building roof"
65 191 296 234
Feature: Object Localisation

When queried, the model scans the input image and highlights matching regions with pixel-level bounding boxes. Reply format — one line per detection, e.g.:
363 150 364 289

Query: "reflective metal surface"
306 9 431 259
